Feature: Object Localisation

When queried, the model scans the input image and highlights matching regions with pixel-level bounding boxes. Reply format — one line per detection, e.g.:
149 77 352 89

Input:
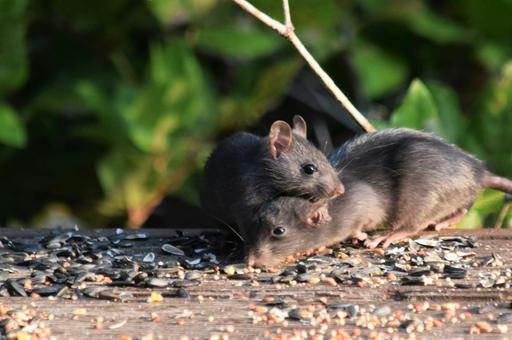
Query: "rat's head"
246 197 332 268
264 115 344 202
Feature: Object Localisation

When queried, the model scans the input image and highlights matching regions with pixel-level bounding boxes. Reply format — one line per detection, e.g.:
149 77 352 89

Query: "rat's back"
200 132 262 226
330 128 486 228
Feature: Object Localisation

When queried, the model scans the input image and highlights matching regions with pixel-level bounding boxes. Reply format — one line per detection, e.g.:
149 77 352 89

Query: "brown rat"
330 128 512 248
200 115 343 241
246 180 377 268
246 128 512 267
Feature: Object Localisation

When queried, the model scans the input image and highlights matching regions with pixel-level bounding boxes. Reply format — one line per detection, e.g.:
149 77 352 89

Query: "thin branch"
282 0 293 34
233 0 286 35
494 199 511 229
233 0 375 133
286 33 375 132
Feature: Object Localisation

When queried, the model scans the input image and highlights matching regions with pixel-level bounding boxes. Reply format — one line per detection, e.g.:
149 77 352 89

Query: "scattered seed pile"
0 228 511 338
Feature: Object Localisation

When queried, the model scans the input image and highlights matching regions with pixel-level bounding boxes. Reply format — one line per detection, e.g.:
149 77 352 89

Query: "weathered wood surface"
0 228 511 339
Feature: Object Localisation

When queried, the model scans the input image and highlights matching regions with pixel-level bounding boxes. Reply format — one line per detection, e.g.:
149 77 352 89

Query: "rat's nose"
246 253 256 267
331 183 345 197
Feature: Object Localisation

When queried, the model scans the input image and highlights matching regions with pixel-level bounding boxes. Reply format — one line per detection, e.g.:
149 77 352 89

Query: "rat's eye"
272 227 286 237
303 164 318 175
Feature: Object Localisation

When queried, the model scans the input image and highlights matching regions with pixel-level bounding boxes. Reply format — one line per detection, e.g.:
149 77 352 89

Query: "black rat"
200 115 343 241
246 191 364 268
246 128 512 267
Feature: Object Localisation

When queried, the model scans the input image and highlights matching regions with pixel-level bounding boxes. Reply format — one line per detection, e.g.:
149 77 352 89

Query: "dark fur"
247 182 372 267
247 128 512 267
329 128 487 232
200 123 341 241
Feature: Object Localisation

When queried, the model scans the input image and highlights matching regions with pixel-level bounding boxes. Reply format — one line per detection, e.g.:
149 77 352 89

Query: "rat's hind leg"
432 208 467 231
365 208 469 248
365 229 419 249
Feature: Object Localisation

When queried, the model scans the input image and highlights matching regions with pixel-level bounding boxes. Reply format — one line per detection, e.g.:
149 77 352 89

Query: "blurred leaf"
75 81 133 146
196 26 284 59
148 0 217 26
97 150 143 218
426 81 465 143
220 58 300 129
476 41 512 71
288 0 347 58
404 8 469 43
91 40 217 226
462 0 512 40
390 79 441 133
0 0 28 95
466 61 512 176
0 104 27 147
123 41 216 152
351 40 408 99
457 189 506 228
359 0 468 41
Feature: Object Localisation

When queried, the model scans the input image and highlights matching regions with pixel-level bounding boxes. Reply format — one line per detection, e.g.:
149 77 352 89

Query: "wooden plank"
0 228 511 339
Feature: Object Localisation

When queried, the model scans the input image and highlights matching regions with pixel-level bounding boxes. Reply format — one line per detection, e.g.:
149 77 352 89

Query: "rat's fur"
247 128 512 267
247 181 380 267
200 116 343 241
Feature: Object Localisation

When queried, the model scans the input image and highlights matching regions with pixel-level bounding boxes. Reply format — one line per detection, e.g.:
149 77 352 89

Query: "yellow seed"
148 292 163 303
475 321 492 333
308 277 320 285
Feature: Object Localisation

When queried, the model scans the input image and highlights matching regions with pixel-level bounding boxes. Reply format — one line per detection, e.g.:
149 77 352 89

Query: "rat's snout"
330 182 345 197
245 246 272 268
245 247 262 267
246 253 265 268
246 253 256 267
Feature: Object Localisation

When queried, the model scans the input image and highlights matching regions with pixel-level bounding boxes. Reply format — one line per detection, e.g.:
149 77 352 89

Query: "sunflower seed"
161 244 184 256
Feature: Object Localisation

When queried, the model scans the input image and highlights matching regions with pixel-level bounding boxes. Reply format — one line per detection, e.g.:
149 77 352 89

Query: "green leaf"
148 0 217 26
121 41 216 153
0 104 27 147
358 0 468 43
195 26 284 59
466 62 512 176
405 9 469 43
457 190 506 228
219 58 300 129
390 79 441 133
426 81 465 143
476 41 512 71
462 0 512 40
0 0 28 95
351 40 408 99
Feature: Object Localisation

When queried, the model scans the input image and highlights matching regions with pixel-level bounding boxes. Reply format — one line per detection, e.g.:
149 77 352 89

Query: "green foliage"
351 40 408 99
0 0 28 95
148 0 218 25
0 0 511 229
389 79 441 134
196 26 284 59
76 42 217 226
0 104 27 147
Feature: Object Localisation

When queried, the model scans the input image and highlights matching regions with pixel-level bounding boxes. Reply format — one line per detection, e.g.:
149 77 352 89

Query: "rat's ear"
306 203 331 227
269 121 292 159
292 115 307 139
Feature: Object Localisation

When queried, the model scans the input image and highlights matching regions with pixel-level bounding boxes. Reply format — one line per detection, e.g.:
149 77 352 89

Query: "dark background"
0 0 511 230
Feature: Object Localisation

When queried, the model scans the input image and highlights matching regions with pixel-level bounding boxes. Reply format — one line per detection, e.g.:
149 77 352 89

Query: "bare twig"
233 0 375 132
494 199 511 229
233 0 286 35
282 0 293 33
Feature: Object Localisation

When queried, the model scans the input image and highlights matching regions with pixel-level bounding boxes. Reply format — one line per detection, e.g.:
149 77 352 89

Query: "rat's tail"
483 171 512 194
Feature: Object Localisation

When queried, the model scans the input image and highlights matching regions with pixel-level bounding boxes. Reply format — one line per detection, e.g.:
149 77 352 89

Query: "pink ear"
269 121 292 159
292 115 307 139
306 203 331 227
